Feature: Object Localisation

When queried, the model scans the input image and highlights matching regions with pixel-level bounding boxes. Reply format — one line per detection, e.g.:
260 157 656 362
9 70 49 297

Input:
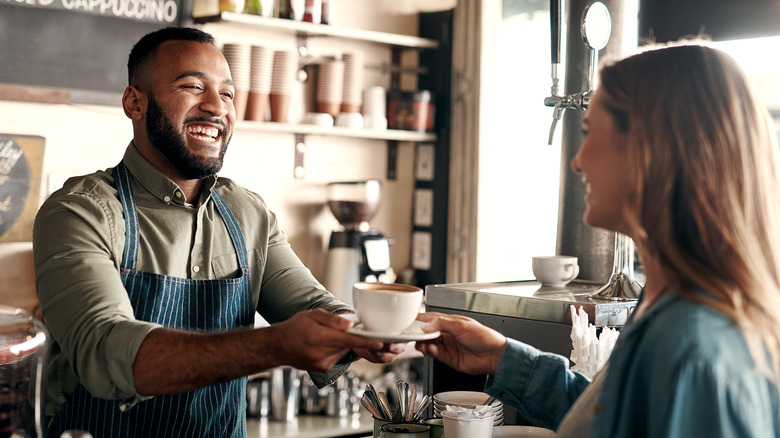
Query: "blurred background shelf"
194 12 439 49
236 121 437 142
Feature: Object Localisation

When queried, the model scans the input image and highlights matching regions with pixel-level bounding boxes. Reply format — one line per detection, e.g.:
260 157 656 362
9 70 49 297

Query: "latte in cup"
352 282 423 333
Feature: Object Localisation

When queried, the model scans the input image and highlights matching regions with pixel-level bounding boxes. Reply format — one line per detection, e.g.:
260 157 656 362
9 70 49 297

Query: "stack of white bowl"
245 45 274 122
433 391 504 426
340 52 364 114
222 43 251 120
316 59 344 118
270 50 298 123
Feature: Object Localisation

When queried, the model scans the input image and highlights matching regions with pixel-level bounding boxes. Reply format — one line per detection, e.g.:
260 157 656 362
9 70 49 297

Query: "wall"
0 0 456 284
639 0 780 42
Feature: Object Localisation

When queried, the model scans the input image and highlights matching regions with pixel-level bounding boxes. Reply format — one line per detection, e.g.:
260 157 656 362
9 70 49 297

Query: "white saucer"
339 314 440 342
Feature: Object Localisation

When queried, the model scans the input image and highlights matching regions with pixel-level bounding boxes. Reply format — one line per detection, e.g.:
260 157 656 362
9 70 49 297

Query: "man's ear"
122 86 146 120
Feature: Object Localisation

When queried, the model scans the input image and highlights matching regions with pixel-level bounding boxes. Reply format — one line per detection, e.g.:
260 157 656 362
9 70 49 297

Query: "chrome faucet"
544 0 609 145
544 90 592 145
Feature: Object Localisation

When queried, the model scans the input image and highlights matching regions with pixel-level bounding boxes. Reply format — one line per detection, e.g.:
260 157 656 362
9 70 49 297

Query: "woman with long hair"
416 44 780 437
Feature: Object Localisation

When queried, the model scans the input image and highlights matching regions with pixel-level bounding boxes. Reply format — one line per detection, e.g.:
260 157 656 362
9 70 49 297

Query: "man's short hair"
128 27 216 87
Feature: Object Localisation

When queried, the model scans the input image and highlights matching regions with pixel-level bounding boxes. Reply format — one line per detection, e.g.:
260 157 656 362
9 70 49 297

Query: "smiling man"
32 27 401 438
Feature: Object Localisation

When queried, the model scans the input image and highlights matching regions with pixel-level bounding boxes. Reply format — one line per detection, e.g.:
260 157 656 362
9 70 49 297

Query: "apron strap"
211 188 250 272
113 161 250 272
113 161 139 271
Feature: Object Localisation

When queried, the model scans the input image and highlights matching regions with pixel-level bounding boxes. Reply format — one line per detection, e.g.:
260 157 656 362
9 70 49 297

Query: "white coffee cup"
335 112 364 129
363 115 387 130
352 282 423 333
441 412 495 438
303 112 334 127
531 256 579 287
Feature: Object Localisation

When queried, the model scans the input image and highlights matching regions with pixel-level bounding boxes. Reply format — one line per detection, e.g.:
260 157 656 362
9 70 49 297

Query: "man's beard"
145 93 230 180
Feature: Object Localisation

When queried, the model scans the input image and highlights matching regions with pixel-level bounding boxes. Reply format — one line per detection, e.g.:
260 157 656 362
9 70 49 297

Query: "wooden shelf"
194 12 439 49
195 12 440 179
236 120 437 142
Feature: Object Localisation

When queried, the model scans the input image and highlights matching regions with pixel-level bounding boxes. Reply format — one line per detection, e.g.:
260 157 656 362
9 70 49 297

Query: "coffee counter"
424 279 637 365
426 279 637 328
423 279 639 425
247 412 374 438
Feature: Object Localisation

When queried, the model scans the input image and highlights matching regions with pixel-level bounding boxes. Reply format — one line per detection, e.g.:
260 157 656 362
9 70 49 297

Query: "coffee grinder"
322 180 393 305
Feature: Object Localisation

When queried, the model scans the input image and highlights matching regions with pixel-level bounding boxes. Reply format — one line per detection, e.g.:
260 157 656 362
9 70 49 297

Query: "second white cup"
531 255 579 287
442 412 495 438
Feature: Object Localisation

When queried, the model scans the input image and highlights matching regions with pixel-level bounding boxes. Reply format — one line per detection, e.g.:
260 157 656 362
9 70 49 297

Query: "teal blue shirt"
485 291 780 437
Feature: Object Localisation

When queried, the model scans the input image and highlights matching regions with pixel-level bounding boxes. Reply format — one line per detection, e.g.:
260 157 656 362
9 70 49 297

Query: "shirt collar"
122 141 218 206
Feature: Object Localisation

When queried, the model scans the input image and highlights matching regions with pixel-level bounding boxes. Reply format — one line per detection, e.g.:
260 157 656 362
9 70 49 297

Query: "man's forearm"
132 326 282 395
131 310 382 396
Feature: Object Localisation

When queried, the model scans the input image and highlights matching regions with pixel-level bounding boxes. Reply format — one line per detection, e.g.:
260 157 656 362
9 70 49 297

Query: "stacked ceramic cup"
245 45 274 122
340 52 364 113
270 50 298 123
222 43 251 120
316 59 344 119
363 85 387 130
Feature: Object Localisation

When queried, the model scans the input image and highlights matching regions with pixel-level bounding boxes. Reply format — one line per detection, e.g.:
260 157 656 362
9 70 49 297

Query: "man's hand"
267 309 384 373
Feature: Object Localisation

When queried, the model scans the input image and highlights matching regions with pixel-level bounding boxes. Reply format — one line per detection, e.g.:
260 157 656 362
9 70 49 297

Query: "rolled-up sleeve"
246 195 351 323
484 339 591 430
248 202 355 388
34 184 159 414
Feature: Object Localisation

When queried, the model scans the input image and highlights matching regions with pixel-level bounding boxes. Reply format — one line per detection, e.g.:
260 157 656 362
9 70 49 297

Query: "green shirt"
33 142 351 418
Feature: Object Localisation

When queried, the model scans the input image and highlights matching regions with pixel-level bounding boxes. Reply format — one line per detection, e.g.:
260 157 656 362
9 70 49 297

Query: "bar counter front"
422 279 638 425
246 412 373 438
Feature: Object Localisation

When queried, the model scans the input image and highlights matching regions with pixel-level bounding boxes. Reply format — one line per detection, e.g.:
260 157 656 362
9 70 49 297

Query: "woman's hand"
415 312 507 375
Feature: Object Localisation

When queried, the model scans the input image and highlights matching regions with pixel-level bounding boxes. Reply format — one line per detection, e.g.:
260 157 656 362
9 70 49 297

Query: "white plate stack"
433 391 504 426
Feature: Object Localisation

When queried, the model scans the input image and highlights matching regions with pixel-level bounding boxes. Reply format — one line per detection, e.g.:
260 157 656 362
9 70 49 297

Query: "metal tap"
544 90 593 144
544 0 608 145
545 0 565 145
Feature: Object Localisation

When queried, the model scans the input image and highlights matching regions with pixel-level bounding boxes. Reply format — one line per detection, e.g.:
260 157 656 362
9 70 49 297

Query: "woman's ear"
122 86 146 120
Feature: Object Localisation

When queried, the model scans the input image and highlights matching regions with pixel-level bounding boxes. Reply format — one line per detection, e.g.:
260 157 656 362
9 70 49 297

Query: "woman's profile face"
571 90 632 235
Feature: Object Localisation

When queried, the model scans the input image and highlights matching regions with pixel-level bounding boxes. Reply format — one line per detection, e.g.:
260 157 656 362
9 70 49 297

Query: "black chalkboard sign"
0 2 189 99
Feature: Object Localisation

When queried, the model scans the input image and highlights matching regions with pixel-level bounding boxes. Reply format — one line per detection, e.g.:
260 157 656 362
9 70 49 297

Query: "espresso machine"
322 180 393 305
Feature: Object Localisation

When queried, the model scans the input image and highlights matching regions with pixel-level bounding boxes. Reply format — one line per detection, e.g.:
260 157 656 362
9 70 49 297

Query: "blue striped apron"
48 161 254 437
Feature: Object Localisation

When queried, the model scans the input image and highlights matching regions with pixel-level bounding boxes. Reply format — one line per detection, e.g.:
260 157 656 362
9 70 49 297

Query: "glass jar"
0 306 47 438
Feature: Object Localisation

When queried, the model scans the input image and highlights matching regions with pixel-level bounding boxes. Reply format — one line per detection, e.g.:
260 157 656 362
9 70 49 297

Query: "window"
475 0 561 281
